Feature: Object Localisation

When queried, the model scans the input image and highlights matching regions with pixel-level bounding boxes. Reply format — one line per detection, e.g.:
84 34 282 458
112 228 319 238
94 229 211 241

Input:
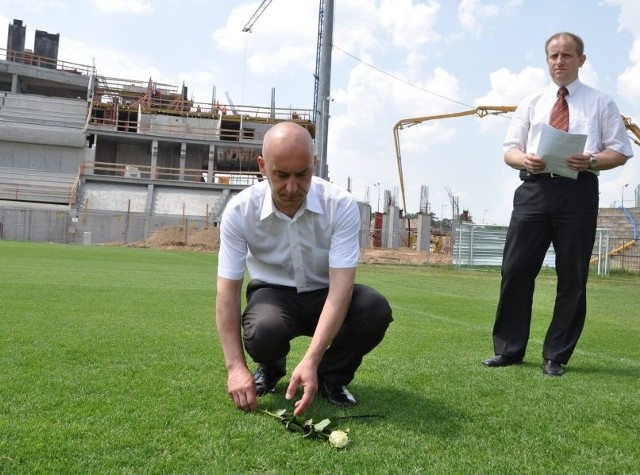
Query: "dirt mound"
359 248 452 265
143 224 220 251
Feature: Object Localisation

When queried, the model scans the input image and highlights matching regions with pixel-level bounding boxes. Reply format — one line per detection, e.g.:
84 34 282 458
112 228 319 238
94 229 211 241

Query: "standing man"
216 121 392 416
483 32 632 376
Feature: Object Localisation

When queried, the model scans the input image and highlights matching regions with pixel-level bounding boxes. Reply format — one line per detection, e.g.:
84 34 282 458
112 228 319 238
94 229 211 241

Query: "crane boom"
393 106 516 212
393 107 640 213
622 115 640 146
242 0 274 32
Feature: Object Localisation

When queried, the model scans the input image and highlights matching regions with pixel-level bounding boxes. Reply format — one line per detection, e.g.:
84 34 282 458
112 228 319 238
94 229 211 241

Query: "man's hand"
227 365 258 412
284 267 355 416
566 153 590 172
523 153 546 174
285 359 319 416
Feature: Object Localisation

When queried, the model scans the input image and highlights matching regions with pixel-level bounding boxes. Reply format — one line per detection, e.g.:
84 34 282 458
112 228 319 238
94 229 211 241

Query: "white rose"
328 430 349 448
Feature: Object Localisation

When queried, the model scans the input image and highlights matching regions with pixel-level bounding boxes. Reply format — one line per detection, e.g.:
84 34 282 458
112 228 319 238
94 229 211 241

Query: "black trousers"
492 172 599 364
242 279 393 385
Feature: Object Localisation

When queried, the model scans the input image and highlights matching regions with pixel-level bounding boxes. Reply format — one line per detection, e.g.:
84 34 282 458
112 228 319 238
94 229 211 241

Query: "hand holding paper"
536 123 587 179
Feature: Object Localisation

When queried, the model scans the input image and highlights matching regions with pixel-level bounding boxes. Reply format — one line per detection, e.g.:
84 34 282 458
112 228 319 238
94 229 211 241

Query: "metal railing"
92 75 313 123
87 114 261 142
82 161 261 186
1 47 94 75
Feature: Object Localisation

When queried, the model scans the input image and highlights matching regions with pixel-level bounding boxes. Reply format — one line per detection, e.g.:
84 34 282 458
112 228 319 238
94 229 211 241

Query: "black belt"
519 170 559 181
519 170 593 181
534 173 563 179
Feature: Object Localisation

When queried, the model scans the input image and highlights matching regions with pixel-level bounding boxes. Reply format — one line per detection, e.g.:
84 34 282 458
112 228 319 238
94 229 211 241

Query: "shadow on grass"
258 383 469 440
489 359 639 378
561 363 640 378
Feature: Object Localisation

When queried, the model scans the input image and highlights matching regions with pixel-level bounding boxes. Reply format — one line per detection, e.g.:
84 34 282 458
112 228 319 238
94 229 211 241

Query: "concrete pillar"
386 205 404 248
208 144 215 184
179 143 186 181
150 140 158 179
357 201 372 250
11 74 19 93
144 184 155 216
416 214 431 252
83 135 96 175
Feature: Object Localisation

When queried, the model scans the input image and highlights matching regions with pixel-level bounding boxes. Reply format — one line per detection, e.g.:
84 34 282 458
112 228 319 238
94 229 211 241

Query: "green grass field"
1 241 638 474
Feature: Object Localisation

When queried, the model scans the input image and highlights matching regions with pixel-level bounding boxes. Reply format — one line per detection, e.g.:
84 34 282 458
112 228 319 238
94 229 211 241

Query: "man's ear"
579 54 587 67
257 155 266 174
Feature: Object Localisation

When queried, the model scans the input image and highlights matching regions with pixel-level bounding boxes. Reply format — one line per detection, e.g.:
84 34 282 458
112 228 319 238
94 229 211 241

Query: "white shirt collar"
551 78 581 97
259 177 324 221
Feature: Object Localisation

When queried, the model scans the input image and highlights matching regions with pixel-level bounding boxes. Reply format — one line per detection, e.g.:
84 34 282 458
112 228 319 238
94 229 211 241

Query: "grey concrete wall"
0 204 214 245
93 140 118 165
0 206 70 242
157 143 181 169
0 93 87 126
80 182 148 213
0 94 88 148
115 142 150 166
0 121 86 147
77 182 234 220
0 142 84 172
152 186 226 218
0 92 88 149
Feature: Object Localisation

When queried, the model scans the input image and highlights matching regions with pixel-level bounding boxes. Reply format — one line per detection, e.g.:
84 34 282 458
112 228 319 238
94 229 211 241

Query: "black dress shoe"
253 365 285 396
319 379 357 407
542 359 565 376
482 355 523 367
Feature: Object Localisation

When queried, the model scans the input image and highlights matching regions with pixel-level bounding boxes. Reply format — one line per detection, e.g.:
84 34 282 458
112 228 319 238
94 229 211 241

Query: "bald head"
262 121 315 159
258 122 317 218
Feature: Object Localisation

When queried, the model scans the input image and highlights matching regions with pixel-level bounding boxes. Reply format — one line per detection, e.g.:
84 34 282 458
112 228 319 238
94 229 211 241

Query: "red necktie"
549 87 569 132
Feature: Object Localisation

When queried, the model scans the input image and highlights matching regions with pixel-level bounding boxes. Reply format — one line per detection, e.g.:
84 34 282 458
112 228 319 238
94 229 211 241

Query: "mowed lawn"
1 241 638 474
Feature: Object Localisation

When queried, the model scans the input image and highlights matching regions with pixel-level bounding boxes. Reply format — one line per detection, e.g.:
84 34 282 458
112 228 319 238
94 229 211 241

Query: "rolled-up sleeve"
503 104 530 154
217 203 248 280
601 98 634 158
329 198 361 269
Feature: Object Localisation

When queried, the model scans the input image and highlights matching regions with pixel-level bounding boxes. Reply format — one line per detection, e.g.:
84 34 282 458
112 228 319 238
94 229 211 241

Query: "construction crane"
241 0 331 179
242 0 274 32
312 0 326 124
393 107 640 214
241 0 325 122
622 115 640 146
393 106 516 213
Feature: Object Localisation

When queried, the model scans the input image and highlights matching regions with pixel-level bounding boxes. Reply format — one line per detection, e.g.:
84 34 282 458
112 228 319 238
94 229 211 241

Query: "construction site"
0 14 639 274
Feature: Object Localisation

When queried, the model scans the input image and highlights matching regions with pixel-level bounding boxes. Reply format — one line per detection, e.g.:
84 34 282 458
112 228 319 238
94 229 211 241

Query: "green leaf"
260 408 348 445
313 418 332 432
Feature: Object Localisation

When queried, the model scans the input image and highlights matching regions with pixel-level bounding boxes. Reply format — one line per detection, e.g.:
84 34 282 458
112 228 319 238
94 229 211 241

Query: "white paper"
536 123 587 179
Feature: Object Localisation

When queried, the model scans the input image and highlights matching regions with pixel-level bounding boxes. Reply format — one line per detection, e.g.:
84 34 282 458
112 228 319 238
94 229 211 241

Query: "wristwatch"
588 154 598 169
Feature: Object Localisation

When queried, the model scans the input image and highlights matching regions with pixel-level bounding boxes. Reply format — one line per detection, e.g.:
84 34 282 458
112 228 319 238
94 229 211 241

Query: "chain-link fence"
0 204 374 252
0 206 218 245
454 222 640 275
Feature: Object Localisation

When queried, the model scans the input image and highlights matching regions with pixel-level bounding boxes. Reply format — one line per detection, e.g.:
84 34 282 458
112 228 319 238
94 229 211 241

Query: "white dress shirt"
217 176 361 292
503 79 634 172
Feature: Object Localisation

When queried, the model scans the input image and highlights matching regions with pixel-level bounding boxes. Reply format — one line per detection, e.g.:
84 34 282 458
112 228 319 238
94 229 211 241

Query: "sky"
2 0 640 225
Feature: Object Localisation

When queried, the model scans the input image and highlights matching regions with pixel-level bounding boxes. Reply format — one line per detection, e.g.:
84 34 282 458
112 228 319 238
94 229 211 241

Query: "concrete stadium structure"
1 19 634 272
0 19 321 245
